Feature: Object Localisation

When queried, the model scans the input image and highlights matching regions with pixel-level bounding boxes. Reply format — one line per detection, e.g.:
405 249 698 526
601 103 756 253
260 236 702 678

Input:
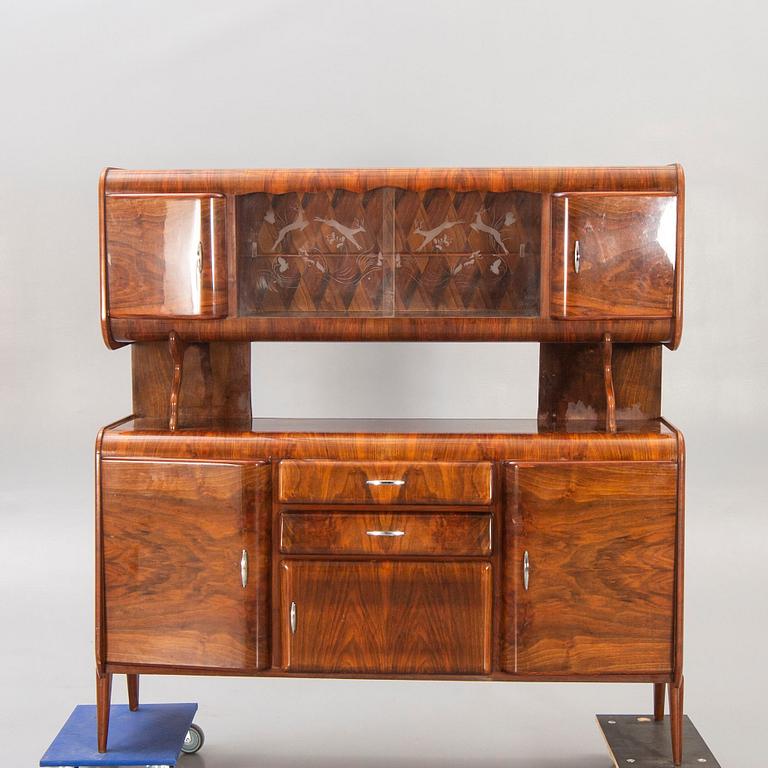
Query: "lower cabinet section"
503 462 678 676
100 459 271 671
280 560 493 674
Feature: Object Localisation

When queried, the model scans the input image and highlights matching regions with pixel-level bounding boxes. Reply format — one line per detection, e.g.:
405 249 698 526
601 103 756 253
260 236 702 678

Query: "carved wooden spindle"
602 332 617 433
168 331 186 431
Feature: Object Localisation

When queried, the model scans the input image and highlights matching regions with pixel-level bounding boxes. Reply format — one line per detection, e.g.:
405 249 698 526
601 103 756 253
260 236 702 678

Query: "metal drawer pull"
290 601 297 634
366 479 405 486
366 530 406 537
574 239 581 274
523 550 530 591
240 549 248 589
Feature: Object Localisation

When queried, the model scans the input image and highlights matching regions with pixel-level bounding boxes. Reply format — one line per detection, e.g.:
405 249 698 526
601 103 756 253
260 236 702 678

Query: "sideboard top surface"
100 417 680 463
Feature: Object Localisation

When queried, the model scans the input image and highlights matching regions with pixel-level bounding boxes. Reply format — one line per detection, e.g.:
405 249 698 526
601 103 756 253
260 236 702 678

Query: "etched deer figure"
413 220 463 251
470 209 509 254
314 217 366 250
272 209 309 251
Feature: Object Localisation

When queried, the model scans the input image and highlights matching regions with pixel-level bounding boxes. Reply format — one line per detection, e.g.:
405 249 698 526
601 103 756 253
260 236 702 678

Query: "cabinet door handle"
290 601 297 634
366 530 406 537
573 239 581 274
196 241 204 274
240 549 248 588
523 550 530 591
366 479 405 486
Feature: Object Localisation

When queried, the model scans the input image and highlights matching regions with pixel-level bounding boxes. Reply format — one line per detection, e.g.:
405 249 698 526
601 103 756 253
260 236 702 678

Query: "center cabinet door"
281 561 492 675
503 462 678 676
100 459 270 671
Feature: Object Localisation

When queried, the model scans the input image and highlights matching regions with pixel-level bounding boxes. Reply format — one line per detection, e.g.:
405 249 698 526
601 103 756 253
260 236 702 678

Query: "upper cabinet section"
100 167 683 345
105 194 227 319
551 194 677 319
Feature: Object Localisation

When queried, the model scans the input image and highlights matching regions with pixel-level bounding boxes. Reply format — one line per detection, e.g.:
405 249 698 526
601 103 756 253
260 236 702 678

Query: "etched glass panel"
237 188 541 317
237 189 391 316
394 190 541 315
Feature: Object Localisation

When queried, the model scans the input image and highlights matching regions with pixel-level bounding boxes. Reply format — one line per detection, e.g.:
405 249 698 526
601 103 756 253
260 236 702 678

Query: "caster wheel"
181 723 204 754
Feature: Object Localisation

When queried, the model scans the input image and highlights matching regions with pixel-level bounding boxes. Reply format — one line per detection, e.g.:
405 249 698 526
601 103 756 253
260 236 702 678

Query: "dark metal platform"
597 715 720 767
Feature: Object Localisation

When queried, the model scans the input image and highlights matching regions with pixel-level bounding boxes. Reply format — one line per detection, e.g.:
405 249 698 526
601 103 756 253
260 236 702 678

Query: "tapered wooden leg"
654 682 666 721
669 676 684 765
127 674 139 712
96 671 113 753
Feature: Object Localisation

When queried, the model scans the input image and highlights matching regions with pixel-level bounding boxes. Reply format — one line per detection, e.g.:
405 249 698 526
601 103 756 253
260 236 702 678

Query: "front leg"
669 676 684 765
96 670 113 753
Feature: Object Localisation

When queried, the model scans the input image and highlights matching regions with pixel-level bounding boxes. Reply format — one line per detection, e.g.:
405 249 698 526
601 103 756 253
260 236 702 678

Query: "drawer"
280 512 492 556
279 461 493 506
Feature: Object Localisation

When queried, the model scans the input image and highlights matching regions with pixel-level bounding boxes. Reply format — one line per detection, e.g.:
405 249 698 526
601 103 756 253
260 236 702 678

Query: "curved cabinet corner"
105 194 227 319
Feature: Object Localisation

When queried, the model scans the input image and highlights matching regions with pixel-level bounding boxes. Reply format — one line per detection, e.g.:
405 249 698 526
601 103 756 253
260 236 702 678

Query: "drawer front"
280 512 492 556
106 194 227 319
279 461 493 505
551 194 676 319
281 560 492 674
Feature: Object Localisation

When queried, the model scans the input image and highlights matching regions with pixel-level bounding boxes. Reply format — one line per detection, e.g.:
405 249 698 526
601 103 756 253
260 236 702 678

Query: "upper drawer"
106 194 227 318
280 512 492 556
279 461 493 506
551 194 676 319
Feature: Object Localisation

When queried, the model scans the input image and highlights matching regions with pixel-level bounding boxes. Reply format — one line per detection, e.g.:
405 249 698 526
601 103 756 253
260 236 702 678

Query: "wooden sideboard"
95 166 687 764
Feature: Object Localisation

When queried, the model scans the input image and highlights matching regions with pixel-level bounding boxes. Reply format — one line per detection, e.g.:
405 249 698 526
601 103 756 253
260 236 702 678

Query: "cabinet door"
551 194 676 318
101 459 270 670
503 462 677 676
106 194 227 318
281 561 492 674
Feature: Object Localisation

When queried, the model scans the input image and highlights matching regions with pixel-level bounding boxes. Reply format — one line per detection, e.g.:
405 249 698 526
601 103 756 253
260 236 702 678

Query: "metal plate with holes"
597 715 720 767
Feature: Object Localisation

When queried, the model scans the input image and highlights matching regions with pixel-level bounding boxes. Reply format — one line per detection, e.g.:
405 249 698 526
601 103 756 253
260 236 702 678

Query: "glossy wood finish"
102 418 679 464
538 343 662 425
105 166 680 195
551 194 676 319
132 340 251 426
503 462 677 675
280 512 492 557
105 195 227 318
100 459 270 670
279 460 493 505
280 560 492 674
654 682 666 721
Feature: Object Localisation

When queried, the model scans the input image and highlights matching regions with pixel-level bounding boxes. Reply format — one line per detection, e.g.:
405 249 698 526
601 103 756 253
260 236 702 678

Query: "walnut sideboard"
95 166 687 763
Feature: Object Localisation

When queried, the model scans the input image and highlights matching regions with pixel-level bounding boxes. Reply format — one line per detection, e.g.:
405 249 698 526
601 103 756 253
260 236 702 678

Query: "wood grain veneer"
280 560 492 674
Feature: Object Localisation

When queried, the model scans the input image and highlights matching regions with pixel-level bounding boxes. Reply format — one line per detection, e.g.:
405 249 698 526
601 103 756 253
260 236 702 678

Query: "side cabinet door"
280 561 492 674
551 194 677 318
503 462 677 676
105 194 227 318
101 459 270 670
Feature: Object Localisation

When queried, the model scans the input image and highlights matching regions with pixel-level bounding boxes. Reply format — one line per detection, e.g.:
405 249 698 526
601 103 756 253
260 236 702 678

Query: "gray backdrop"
1 1 766 765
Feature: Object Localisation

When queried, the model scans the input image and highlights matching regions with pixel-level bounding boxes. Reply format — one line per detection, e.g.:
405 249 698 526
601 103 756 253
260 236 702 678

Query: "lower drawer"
280 512 492 556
